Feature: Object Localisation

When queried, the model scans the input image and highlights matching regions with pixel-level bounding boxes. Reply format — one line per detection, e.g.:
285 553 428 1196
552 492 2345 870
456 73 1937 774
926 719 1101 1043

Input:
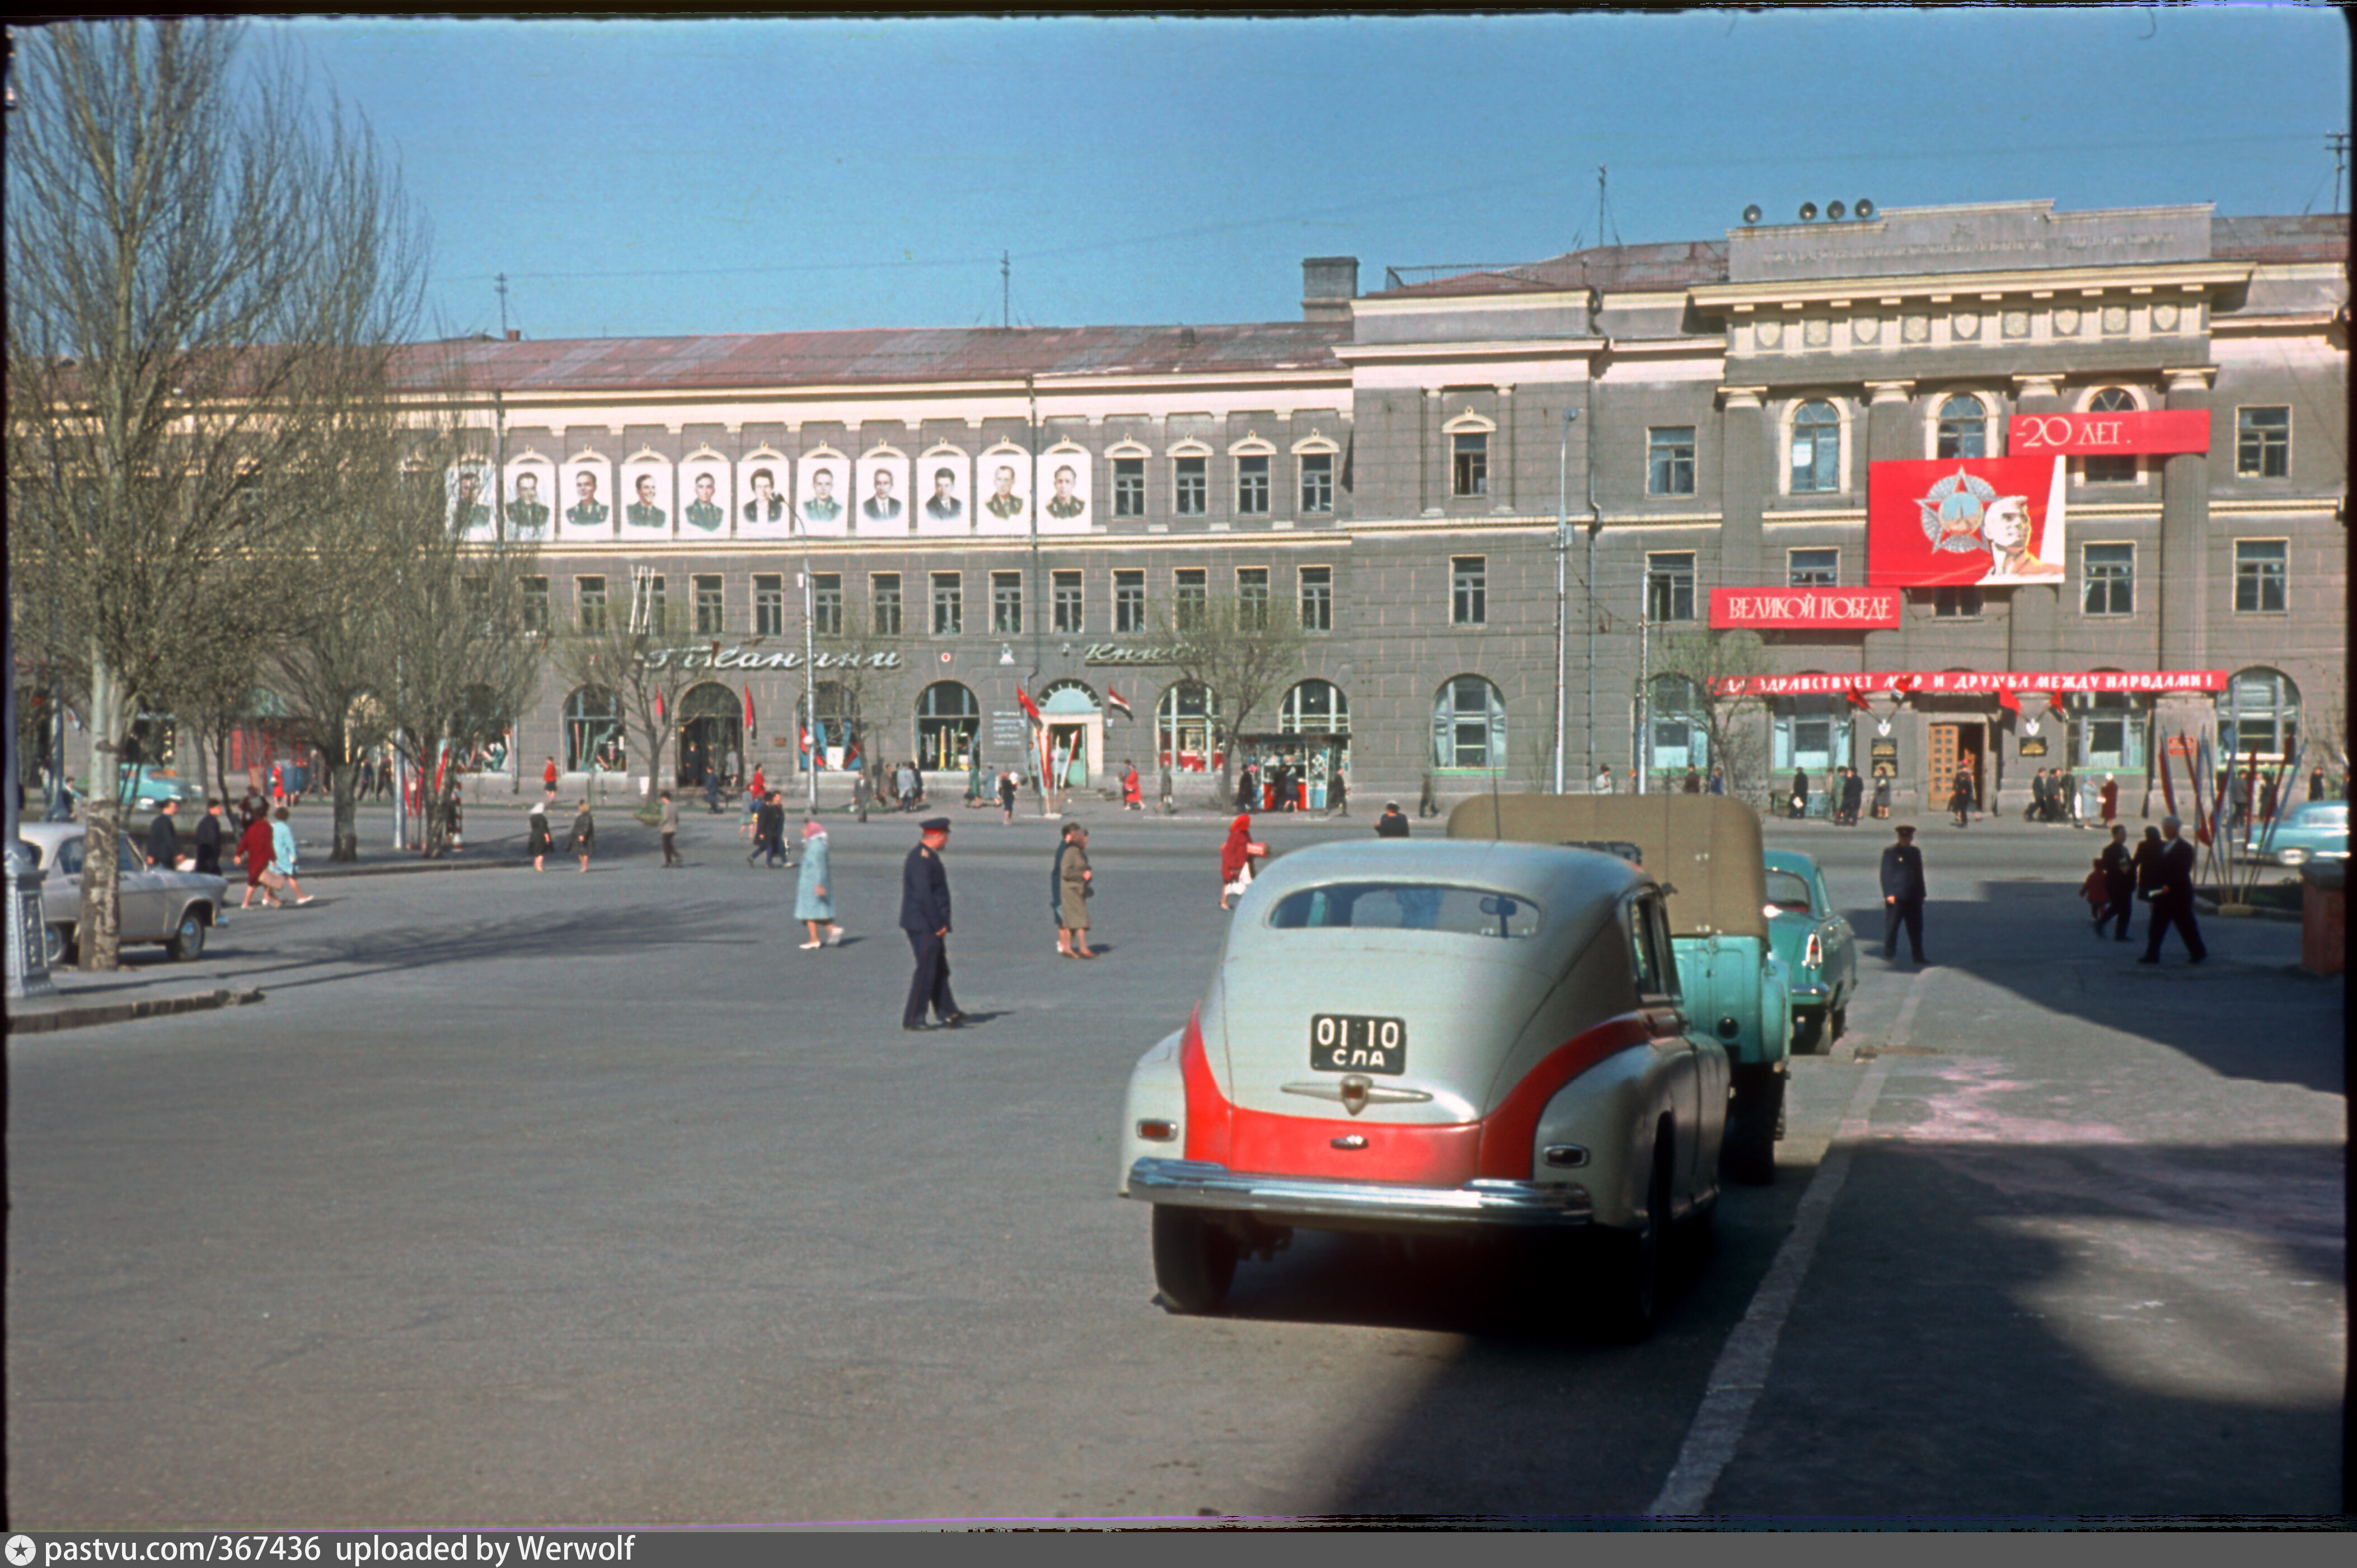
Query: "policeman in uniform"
899 817 969 1031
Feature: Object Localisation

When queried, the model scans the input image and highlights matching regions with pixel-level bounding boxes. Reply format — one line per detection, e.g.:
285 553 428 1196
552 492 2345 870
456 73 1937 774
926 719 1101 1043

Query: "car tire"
166 909 208 962
1830 1004 1848 1042
1791 1008 1827 1056
1150 1206 1238 1315
43 923 78 968
1588 1131 1672 1342
1722 1064 1784 1186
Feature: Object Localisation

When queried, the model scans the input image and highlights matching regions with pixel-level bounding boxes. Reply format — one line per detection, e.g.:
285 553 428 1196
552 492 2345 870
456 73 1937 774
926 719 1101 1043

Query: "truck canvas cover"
1445 794 1770 941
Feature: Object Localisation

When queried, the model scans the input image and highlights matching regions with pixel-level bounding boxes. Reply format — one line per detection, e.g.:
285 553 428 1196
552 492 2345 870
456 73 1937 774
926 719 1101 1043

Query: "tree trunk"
330 755 360 862
81 654 125 970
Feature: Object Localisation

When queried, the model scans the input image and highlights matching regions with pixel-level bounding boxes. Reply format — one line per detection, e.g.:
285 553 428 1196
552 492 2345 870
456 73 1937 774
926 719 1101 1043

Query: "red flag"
1105 684 1133 719
2158 736 2179 818
2047 694 2068 720
1843 686 1871 712
654 690 666 724
743 686 756 734
1016 686 1043 726
1995 687 2022 717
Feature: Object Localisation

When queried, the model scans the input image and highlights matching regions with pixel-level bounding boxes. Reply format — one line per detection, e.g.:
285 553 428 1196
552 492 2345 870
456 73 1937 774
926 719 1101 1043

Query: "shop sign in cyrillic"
640 646 902 673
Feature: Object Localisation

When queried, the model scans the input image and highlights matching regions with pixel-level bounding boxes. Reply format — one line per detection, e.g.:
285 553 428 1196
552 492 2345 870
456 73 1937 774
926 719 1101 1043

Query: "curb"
8 984 266 1036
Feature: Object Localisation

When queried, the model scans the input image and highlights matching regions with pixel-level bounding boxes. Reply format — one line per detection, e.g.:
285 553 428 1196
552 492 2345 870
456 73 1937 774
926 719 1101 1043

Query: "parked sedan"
1763 848 1858 1055
1118 840 1728 1336
20 821 226 966
2244 800 2348 867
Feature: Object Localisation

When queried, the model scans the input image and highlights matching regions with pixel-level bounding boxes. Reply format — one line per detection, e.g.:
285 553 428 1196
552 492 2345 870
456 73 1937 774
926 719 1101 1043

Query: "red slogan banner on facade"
2007 409 2209 457
1868 456 2066 589
1711 669 2229 698
1709 588 1901 630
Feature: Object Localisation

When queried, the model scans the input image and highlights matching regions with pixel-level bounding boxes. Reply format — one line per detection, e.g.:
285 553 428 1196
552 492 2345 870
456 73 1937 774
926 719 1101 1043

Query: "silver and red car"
21 821 226 966
1118 839 1728 1335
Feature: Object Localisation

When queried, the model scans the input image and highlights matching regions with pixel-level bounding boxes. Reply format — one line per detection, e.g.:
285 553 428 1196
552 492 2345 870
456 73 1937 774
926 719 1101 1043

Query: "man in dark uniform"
2139 815 2207 965
1879 823 1927 964
899 817 968 1031
193 798 226 876
146 798 183 869
2097 821 2136 942
1375 801 1411 839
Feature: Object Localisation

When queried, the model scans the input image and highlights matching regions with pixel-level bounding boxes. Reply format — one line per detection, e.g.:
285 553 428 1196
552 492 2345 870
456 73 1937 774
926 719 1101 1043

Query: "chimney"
1301 256 1358 323
505 328 522 342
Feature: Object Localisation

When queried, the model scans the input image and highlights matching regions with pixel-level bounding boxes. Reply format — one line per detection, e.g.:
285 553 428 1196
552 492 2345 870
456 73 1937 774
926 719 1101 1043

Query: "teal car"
1763 848 1857 1055
2244 800 2347 867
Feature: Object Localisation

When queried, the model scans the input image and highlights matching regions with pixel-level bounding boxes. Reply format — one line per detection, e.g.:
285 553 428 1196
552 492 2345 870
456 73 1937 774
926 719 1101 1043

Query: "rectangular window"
1648 427 1697 496
1175 567 1207 630
691 574 721 635
2082 543 2134 617
1645 551 1697 622
1175 456 1207 516
2234 539 2287 612
1236 454 1271 515
1052 570 1084 634
1237 567 1269 629
1787 548 1839 588
2084 452 2138 484
1300 565 1332 632
931 572 962 636
520 575 549 632
577 575 607 633
2236 407 2290 478
1114 569 1146 633
1300 452 1334 514
1451 555 1486 626
991 570 1023 635
1113 457 1146 517
1452 432 1488 497
810 573 841 637
871 572 902 636
754 574 784 637
1933 585 1984 618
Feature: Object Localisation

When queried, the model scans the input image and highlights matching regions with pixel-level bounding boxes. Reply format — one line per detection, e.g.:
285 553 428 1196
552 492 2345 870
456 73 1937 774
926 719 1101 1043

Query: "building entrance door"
1929 721 1987 813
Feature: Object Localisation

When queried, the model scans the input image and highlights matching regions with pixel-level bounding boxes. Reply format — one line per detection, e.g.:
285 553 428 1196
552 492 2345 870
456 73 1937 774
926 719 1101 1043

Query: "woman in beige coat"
1059 827 1094 959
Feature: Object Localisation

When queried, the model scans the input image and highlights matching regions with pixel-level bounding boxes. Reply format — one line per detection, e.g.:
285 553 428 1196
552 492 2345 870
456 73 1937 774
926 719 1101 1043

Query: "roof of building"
2210 213 2350 265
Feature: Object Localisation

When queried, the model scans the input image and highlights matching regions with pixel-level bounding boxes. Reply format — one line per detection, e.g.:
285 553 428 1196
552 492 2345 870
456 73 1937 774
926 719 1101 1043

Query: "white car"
20 821 227 965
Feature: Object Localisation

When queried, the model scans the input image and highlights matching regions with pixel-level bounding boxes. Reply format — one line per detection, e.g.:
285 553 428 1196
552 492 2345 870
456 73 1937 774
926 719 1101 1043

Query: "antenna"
1001 251 1010 329
495 273 510 337
2330 132 2350 215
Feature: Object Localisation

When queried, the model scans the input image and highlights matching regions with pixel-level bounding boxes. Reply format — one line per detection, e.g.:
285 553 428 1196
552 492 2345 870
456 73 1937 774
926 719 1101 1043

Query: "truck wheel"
1791 1009 1827 1055
1722 1065 1784 1186
1830 1005 1848 1041
1151 1206 1237 1315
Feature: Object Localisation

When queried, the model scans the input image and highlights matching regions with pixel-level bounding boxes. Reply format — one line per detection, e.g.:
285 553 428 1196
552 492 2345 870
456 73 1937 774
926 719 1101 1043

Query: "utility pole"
1001 252 1011 330
1553 409 1577 794
495 273 510 339
2330 132 2350 215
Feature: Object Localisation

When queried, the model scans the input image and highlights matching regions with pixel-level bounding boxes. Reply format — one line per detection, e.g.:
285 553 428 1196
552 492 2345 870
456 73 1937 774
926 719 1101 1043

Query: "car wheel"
43 923 78 968
1588 1131 1672 1342
1791 1008 1827 1056
1830 1004 1848 1042
1722 1064 1784 1186
166 909 208 961
1150 1206 1238 1315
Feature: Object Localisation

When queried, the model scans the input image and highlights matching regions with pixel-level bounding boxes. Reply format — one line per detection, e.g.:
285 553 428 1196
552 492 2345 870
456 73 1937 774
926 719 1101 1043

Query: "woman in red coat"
2099 773 2119 825
237 814 280 910
1219 814 1266 912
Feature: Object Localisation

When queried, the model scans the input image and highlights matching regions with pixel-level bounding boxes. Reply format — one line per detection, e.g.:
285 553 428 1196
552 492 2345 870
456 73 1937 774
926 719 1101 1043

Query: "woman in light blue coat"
269 806 313 905
794 818 842 949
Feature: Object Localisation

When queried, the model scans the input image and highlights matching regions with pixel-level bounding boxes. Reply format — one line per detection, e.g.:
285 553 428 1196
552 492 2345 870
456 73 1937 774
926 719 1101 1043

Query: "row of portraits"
444 449 1095 543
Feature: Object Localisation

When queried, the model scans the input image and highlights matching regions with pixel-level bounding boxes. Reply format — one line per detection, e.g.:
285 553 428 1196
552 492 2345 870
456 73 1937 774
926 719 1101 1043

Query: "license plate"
1309 1013 1407 1076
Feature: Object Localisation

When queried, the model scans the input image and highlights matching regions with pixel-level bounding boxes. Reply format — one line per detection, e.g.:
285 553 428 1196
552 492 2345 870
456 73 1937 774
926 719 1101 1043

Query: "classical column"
2158 367 2214 672
1717 385 1767 586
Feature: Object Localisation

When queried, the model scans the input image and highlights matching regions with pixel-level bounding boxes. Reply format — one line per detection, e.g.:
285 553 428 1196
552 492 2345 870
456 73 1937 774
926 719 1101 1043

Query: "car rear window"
1266 882 1543 939
1764 868 1814 913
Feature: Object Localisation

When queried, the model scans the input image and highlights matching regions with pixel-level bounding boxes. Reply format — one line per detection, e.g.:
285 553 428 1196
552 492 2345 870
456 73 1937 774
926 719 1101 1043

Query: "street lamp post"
1553 409 1577 794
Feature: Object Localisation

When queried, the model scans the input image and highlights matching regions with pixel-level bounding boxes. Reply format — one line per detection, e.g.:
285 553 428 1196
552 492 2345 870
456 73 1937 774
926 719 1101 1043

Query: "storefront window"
1156 682 1219 772
564 685 625 773
2074 690 2147 773
1647 674 1708 775
1770 692 1850 776
916 681 979 772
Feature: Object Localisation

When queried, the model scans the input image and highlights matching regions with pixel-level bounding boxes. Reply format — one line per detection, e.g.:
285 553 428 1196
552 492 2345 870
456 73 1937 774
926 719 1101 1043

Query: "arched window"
2084 387 2140 483
1936 394 1989 459
795 680 859 765
1039 678 1099 713
1155 682 1219 772
1278 679 1349 735
1790 400 1840 493
675 682 740 784
1432 676 1506 771
456 686 510 771
563 685 624 773
915 681 979 772
2217 668 2300 760
1647 674 1709 775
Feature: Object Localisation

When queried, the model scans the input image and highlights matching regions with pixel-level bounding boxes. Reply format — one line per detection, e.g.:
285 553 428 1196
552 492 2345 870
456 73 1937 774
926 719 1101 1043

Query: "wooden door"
1928 724 1960 804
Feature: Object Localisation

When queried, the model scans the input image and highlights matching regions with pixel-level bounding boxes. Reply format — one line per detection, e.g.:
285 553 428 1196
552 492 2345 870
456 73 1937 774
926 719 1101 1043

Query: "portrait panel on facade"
619 457 674 536
914 449 971 537
559 457 615 542
504 456 556 542
735 454 794 540
974 447 1030 536
854 450 912 538
1867 455 2067 588
678 456 731 539
796 452 850 537
445 462 496 542
1035 447 1091 536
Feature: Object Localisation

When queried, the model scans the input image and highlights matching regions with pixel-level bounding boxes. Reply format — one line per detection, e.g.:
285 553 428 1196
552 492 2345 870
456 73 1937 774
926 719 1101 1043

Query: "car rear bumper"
1789 982 1830 1007
1126 1156 1593 1229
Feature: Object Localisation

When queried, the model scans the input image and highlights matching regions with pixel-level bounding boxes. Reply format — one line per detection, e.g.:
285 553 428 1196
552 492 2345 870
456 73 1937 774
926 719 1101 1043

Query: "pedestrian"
999 768 1018 824
2309 764 2328 802
1052 823 1077 956
1879 823 1927 964
2028 768 2050 824
1591 766 1613 796
2259 772 2279 828
1421 772 1442 816
750 764 766 804
1872 771 1892 820
2100 773 2119 825
1122 759 1144 811
795 818 842 949
750 791 789 869
1219 813 1266 911
2098 822 2136 942
542 757 559 795
1375 801 1411 839
566 799 594 874
237 811 278 910
739 780 763 848
1841 766 1864 828
1327 761 1348 818
724 748 741 791
909 758 926 806
526 797 553 872
239 786 268 831
2060 767 2080 826
1707 764 1726 797
898 817 967 1031
269 806 313 905
852 767 874 824
2227 767 2250 831
2079 856 2111 929
146 798 184 869
659 790 681 868
192 799 226 877
1060 824 1095 959
897 761 919 813
1791 766 1810 820
270 762 287 807
2139 816 2208 965
1949 764 1974 828
1682 767 1702 795
1236 763 1259 813
702 763 722 814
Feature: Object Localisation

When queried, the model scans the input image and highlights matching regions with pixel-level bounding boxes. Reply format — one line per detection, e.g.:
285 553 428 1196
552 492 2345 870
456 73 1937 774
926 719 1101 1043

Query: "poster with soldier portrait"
618 454 674 536
446 462 496 542
736 451 794 539
503 454 556 541
854 448 912 538
1035 445 1091 535
914 447 971 536
796 449 850 537
974 444 1030 536
559 455 615 541
678 453 731 539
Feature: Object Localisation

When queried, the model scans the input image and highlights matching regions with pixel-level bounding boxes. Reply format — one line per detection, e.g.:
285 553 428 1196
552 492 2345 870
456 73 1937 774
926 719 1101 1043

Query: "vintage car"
20 821 227 966
2243 800 2348 867
1763 847 1858 1055
1119 840 1728 1334
1449 794 1793 1185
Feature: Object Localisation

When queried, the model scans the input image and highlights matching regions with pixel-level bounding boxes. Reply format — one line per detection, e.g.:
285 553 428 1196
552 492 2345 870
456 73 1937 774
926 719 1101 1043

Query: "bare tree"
550 567 699 823
1152 589 1305 802
811 607 910 803
1649 628 1780 799
6 20 426 964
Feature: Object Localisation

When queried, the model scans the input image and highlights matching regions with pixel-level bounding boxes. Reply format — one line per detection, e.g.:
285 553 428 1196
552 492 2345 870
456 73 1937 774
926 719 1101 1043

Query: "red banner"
1710 588 1901 630
1868 456 2065 589
1711 669 2229 698
2007 409 2209 457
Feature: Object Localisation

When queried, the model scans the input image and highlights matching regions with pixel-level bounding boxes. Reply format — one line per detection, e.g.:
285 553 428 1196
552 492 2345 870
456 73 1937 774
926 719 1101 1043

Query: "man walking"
2097 821 2136 941
899 817 968 1031
659 790 681 868
2139 815 2208 965
1375 801 1411 839
1880 823 1928 964
1840 766 1865 828
192 799 226 877
146 798 184 870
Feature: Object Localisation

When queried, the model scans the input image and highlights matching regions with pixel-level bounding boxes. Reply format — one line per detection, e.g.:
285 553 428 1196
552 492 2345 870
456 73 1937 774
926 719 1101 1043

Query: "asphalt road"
5 802 2345 1525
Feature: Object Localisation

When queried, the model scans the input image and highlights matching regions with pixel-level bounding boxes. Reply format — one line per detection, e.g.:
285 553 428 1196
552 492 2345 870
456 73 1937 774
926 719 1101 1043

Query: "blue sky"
262 8 2351 341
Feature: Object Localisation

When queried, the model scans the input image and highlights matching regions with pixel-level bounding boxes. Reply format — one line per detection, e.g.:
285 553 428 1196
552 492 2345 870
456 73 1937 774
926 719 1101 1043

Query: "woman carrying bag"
1219 814 1267 912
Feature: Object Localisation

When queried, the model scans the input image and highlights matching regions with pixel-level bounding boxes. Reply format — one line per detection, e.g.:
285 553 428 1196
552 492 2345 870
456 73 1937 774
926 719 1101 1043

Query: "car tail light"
1805 932 1824 969
1136 1119 1178 1142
